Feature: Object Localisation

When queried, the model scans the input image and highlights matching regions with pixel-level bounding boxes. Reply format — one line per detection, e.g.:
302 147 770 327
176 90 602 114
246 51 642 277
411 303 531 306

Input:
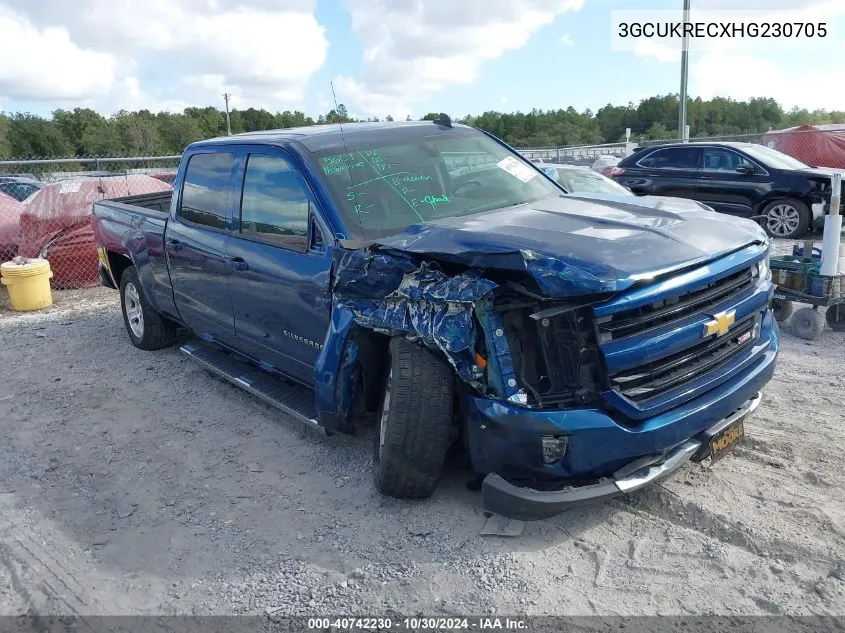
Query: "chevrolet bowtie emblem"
703 309 736 337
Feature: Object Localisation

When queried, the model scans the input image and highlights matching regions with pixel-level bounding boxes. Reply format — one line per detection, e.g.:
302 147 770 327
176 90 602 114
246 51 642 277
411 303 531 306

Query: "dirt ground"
0 253 843 618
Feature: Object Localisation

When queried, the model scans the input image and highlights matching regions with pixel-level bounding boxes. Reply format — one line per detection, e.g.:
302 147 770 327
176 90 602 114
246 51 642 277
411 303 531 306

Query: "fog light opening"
541 436 568 464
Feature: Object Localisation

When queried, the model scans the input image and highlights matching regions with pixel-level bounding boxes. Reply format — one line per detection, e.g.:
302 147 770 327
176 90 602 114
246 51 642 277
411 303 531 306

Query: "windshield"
740 144 810 170
549 167 633 197
310 128 563 239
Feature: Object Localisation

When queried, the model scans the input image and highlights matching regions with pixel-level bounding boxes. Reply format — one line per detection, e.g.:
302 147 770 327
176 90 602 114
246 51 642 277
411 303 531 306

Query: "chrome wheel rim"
124 282 144 338
766 204 800 237
378 368 392 456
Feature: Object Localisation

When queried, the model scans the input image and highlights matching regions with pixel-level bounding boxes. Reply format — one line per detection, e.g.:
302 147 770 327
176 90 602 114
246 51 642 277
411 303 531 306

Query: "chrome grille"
597 265 756 342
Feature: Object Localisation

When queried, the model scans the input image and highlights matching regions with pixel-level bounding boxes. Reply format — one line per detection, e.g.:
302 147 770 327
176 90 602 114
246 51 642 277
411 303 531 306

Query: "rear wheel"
762 198 810 239
373 337 456 499
120 266 177 350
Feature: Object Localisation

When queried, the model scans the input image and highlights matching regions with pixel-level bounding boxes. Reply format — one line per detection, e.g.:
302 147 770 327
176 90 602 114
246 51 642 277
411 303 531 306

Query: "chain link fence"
2 127 842 292
0 156 178 290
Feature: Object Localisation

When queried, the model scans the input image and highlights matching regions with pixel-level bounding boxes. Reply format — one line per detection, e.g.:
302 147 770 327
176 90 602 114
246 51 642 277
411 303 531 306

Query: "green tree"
114 110 162 155
155 112 204 154
8 113 74 157
53 108 122 156
0 114 11 159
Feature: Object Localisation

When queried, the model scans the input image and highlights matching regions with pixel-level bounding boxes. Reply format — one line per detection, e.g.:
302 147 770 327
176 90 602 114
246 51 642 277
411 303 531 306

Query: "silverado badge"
703 309 736 338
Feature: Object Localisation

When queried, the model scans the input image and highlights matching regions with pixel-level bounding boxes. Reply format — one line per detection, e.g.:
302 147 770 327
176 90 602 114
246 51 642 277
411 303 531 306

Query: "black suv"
610 141 843 239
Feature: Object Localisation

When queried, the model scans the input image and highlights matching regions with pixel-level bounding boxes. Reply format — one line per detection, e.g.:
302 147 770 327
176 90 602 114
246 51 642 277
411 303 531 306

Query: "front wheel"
772 299 794 322
120 266 177 350
373 337 456 499
762 198 810 239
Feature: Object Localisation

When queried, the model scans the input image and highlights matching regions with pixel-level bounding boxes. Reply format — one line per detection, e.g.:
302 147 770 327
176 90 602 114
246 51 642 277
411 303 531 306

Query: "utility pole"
678 0 690 141
223 92 232 136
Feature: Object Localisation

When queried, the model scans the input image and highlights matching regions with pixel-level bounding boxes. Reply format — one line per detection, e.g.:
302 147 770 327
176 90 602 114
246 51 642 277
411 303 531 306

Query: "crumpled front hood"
375 194 767 297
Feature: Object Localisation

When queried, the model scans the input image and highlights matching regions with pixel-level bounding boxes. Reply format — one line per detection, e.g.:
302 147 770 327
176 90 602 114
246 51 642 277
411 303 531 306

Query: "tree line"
1 95 843 159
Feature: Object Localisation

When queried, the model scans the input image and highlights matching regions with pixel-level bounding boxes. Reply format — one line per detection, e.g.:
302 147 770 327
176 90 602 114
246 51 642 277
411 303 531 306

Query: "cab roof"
189 120 474 154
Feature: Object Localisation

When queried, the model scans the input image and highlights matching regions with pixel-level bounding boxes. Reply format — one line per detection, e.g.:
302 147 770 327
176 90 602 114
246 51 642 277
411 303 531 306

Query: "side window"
180 152 235 230
239 154 311 250
639 147 699 170
702 149 754 172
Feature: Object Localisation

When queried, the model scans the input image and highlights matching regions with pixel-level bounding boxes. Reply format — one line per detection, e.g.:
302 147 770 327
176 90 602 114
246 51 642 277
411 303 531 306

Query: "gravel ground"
0 240 843 618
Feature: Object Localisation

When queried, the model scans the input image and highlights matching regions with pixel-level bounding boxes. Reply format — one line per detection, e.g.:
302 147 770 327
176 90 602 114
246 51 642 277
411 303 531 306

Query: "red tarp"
18 176 172 288
0 192 25 262
761 124 845 169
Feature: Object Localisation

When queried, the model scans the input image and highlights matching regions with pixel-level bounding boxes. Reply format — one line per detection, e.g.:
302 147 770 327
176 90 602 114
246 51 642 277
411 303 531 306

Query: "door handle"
228 257 249 272
166 239 183 251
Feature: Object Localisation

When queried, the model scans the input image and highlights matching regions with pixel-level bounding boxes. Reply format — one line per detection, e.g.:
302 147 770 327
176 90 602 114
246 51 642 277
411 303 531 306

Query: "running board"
180 343 324 434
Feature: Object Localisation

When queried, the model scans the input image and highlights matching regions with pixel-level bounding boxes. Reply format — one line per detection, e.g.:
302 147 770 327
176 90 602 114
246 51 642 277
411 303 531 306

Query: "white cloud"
560 33 574 47
334 0 585 118
0 0 328 113
0 6 119 100
691 51 845 111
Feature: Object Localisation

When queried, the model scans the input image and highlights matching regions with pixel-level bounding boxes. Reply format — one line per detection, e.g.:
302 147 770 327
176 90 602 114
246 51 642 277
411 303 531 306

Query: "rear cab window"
179 152 236 230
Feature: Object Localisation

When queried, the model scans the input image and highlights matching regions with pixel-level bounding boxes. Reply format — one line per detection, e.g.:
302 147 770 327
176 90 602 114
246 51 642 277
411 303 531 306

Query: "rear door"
225 148 333 386
617 146 702 198
165 150 238 345
695 147 770 217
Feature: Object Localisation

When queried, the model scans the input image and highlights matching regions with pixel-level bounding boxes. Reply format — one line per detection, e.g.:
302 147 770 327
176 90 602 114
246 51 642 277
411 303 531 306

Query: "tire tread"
374 337 455 499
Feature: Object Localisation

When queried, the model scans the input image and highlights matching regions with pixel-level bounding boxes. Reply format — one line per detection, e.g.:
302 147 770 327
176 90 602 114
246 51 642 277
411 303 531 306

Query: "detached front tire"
373 337 456 499
120 265 177 350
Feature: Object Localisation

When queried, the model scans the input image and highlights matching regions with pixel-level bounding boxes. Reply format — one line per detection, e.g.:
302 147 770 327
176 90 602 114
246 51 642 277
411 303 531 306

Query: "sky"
0 0 843 121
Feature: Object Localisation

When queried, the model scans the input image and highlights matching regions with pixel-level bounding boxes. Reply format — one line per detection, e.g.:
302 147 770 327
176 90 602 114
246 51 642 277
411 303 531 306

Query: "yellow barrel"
1 258 54 311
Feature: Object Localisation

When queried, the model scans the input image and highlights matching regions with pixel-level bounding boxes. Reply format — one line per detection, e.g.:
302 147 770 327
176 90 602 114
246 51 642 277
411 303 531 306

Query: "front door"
225 150 333 385
166 150 238 345
696 147 770 217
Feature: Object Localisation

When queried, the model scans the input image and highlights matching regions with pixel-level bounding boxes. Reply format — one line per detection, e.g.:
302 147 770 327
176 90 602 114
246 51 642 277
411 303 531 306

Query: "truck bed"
92 192 175 314
106 191 173 215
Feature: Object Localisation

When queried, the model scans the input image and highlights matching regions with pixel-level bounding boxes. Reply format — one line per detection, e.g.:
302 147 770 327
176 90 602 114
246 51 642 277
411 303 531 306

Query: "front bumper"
464 309 778 520
482 393 760 520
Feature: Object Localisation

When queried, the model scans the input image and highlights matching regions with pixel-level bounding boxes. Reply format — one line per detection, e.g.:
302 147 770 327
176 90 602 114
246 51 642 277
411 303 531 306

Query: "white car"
591 154 620 174
539 163 719 214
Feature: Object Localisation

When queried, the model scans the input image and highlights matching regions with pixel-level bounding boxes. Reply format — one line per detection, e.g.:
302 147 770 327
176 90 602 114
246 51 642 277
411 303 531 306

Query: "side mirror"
736 164 755 175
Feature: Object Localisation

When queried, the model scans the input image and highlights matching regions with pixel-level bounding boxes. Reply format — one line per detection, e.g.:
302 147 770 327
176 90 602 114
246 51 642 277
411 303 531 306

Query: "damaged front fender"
314 245 521 431
332 247 496 382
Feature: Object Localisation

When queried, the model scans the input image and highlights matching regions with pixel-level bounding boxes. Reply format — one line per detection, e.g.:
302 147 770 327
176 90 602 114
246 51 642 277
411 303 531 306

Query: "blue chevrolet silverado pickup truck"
92 118 779 520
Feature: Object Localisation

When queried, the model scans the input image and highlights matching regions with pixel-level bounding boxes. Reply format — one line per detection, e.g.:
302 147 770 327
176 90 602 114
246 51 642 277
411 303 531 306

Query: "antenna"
329 81 363 238
330 80 349 149
329 81 351 156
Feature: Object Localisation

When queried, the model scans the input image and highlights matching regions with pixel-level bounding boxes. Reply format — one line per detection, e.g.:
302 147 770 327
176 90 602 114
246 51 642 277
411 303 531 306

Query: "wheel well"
107 252 133 287
755 195 811 214
356 329 391 413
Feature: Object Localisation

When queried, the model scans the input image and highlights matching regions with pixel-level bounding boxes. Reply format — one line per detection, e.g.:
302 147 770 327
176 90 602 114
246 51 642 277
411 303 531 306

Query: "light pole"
223 92 232 136
678 0 690 141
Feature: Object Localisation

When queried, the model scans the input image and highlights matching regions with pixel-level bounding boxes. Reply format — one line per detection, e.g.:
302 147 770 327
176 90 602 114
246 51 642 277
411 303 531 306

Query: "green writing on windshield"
323 161 365 176
422 194 450 210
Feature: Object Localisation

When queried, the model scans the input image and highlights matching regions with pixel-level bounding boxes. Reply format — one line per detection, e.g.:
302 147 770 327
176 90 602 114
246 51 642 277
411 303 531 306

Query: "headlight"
756 249 771 281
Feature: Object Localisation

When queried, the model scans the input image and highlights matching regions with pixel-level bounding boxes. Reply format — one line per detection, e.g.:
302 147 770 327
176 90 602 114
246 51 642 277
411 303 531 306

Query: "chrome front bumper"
481 393 762 521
